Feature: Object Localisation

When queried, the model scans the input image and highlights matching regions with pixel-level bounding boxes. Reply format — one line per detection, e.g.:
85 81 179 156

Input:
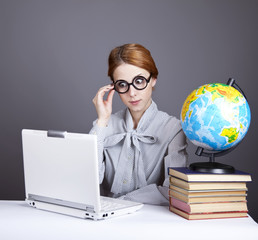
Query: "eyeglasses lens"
133 77 147 90
115 81 129 93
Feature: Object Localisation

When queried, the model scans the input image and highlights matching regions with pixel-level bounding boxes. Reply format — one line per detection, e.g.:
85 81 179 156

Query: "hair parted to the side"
108 43 158 80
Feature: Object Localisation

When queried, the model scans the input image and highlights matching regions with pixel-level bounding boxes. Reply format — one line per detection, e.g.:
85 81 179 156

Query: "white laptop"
22 129 143 220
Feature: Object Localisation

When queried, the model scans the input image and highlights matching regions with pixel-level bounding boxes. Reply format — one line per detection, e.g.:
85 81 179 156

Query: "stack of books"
168 167 252 220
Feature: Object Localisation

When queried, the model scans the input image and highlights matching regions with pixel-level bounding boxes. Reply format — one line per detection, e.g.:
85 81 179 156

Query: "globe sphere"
180 83 251 151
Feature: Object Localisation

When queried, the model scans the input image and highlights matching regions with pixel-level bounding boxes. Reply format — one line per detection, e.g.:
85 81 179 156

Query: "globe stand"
189 147 235 174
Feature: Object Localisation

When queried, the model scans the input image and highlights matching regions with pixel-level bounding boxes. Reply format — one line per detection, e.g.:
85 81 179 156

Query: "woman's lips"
129 100 141 105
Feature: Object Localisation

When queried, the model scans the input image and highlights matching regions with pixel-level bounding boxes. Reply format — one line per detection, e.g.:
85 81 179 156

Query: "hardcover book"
169 189 247 203
170 206 248 220
168 167 252 182
169 185 247 196
169 197 248 213
170 176 247 190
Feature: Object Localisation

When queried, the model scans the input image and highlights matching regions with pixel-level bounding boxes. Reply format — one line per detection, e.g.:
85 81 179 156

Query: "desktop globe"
180 78 251 173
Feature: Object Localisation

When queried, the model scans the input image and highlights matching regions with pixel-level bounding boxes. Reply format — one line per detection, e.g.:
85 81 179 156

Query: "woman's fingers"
106 88 115 105
93 84 114 105
92 84 115 125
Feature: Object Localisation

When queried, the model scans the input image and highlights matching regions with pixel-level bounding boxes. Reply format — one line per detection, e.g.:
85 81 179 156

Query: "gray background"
1 0 258 222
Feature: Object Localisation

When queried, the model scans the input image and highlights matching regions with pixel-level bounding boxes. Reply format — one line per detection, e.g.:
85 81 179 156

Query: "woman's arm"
90 84 115 182
89 123 107 183
163 129 188 186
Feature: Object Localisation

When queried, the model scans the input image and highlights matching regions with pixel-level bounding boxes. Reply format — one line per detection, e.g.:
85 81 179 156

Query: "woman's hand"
92 84 115 127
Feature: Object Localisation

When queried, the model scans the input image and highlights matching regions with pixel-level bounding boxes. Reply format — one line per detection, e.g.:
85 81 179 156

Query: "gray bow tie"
104 131 157 195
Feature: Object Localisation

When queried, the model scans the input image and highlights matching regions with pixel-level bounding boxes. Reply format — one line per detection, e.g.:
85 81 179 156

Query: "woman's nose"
128 85 137 96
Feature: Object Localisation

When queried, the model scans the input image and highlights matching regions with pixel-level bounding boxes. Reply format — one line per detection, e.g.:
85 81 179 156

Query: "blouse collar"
125 100 158 133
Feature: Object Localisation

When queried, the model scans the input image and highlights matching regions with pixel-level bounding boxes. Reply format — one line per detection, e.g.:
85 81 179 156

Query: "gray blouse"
89 101 188 205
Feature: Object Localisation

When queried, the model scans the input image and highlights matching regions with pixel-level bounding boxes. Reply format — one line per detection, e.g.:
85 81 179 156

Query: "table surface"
1 201 258 240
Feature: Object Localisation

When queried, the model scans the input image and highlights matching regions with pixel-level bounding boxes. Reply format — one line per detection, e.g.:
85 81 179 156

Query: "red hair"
108 43 158 80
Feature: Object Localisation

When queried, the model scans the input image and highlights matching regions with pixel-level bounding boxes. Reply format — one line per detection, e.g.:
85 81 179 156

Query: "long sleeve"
163 129 188 187
89 121 108 183
119 184 169 205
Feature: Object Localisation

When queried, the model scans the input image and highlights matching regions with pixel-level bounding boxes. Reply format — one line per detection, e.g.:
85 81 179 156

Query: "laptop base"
26 199 143 221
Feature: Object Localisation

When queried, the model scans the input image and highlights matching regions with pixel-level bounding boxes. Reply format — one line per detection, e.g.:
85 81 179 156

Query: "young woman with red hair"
90 43 187 205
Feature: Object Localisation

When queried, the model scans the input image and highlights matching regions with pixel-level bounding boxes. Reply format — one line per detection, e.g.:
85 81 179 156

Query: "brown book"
170 176 247 190
170 206 248 220
169 185 247 196
169 189 247 203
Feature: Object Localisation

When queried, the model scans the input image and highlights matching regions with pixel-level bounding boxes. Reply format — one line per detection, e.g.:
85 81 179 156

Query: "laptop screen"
22 129 101 212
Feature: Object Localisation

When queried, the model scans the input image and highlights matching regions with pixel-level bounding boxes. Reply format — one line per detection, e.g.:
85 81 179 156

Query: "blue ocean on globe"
180 83 251 151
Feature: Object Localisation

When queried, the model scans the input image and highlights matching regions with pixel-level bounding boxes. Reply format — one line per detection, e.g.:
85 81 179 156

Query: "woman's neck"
131 112 142 129
129 100 152 129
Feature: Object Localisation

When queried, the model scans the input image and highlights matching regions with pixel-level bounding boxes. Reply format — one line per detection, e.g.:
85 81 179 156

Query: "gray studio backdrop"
1 0 258 222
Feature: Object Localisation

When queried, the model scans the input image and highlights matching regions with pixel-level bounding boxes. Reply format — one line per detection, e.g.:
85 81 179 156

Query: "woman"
90 43 188 205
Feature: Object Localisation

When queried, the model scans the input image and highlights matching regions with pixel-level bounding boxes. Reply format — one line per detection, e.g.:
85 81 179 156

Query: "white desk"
1 201 258 240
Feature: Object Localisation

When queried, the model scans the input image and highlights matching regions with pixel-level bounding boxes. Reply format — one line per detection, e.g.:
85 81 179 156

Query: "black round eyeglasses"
113 74 152 94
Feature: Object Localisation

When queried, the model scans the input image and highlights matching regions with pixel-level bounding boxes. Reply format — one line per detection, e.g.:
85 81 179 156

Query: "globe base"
189 162 235 174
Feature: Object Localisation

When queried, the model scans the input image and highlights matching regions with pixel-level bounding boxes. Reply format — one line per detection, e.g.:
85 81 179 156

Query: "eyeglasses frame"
112 73 152 94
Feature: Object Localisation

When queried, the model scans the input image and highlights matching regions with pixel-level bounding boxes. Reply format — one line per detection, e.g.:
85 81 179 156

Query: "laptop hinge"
47 130 66 138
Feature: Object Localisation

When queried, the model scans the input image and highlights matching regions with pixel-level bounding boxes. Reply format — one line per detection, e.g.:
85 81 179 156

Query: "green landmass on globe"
180 83 251 151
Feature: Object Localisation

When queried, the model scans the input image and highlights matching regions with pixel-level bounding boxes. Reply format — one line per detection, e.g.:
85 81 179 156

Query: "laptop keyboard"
100 197 131 211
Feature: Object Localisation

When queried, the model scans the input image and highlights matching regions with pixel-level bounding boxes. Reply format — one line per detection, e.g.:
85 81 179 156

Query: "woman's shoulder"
153 108 182 136
110 108 126 122
156 108 180 125
106 109 127 131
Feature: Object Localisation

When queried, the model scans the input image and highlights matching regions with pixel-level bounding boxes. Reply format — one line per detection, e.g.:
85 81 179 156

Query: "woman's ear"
151 78 157 87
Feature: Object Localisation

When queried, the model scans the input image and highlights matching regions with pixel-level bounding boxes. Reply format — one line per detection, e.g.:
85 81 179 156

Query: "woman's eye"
134 78 144 85
118 82 128 88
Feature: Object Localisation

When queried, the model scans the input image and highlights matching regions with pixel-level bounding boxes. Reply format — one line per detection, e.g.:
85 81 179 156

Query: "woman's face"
113 63 157 118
